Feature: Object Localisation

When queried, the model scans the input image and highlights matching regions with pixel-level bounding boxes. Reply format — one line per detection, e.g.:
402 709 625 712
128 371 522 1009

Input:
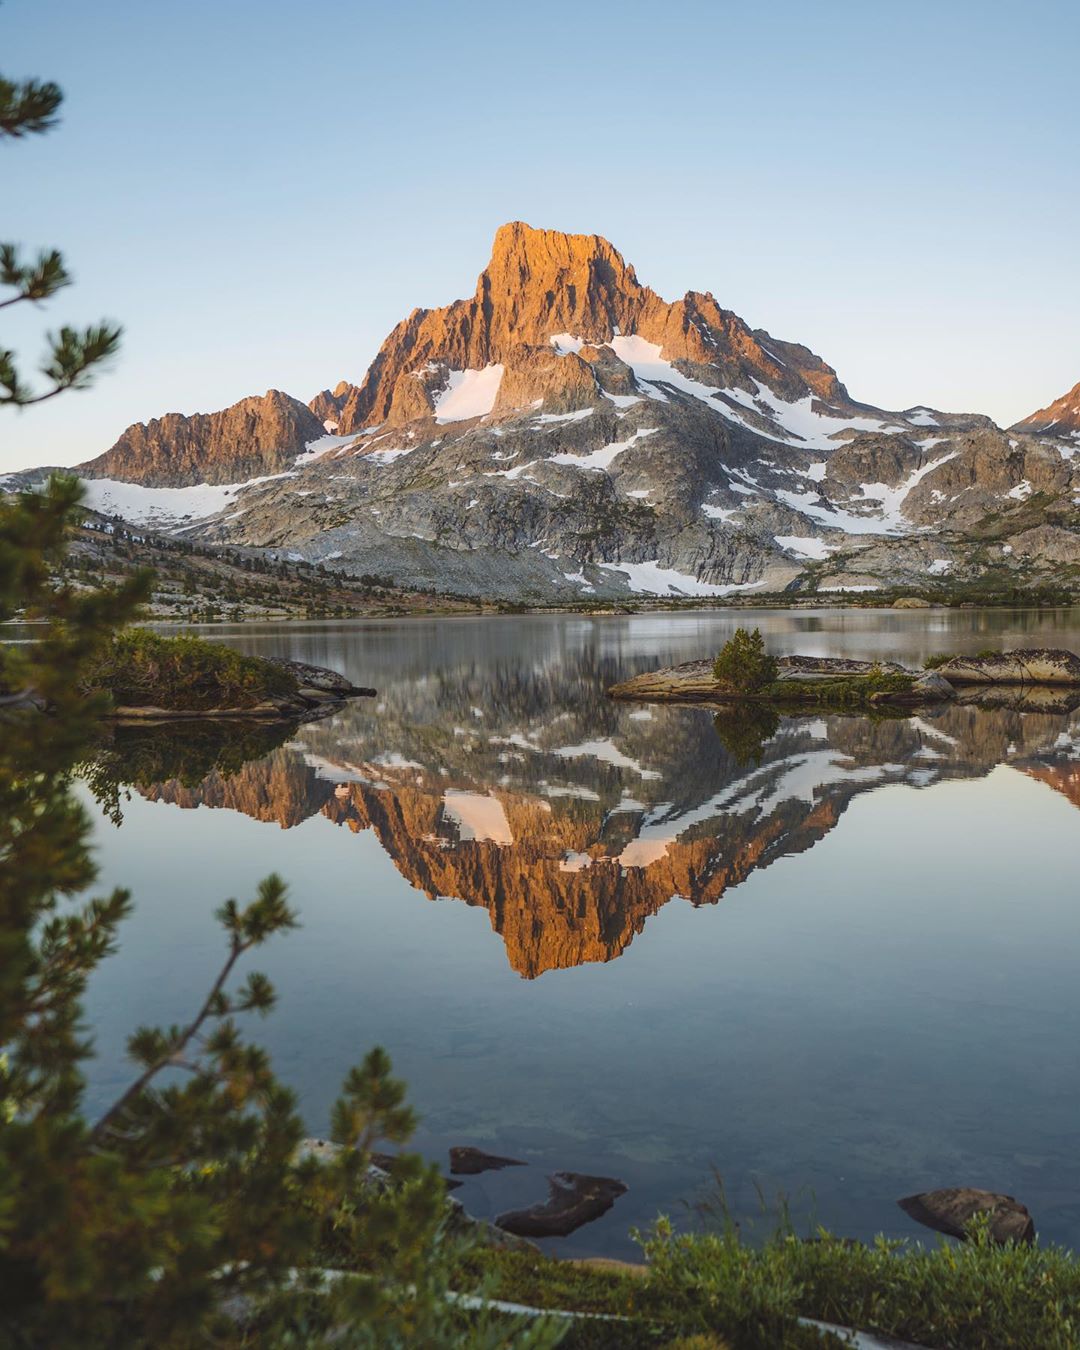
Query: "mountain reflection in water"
90 662 1080 979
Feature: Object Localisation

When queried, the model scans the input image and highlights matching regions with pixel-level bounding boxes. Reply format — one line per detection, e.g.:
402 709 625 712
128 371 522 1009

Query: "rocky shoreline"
607 647 1080 709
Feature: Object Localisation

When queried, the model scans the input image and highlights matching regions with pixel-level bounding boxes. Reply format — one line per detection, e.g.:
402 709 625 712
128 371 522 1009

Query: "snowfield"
549 426 658 471
433 365 505 422
775 535 833 560
546 331 918 452
77 475 290 527
596 559 767 597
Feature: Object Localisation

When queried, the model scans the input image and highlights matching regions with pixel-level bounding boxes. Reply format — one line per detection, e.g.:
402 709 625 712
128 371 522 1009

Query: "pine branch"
89 876 294 1144
89 933 247 1143
0 244 71 309
0 76 62 137
0 323 122 406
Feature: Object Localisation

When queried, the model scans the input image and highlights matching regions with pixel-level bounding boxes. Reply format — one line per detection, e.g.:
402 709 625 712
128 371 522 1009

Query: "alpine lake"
67 607 1080 1260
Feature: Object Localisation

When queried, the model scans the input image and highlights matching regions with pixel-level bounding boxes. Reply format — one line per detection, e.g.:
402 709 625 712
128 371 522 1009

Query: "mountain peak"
483 220 639 291
1014 379 1080 439
335 222 840 432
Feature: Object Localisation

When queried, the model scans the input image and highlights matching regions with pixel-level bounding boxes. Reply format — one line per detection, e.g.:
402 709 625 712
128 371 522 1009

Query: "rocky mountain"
48 222 1080 599
1014 379 1080 444
79 389 325 487
308 380 361 432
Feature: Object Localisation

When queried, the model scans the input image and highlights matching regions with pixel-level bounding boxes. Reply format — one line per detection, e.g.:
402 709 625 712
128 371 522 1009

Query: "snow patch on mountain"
775 535 833 560
775 451 959 535
433 365 505 422
595 558 767 597
293 432 358 466
549 427 659 472
534 408 594 425
77 475 290 527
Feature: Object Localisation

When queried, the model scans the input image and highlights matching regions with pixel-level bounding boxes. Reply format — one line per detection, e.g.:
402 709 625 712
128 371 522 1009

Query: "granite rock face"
308 380 360 430
1014 377 1080 441
80 389 325 487
934 648 1080 686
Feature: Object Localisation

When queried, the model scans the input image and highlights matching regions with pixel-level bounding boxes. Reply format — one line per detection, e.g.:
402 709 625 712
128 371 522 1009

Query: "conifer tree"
0 51 559 1348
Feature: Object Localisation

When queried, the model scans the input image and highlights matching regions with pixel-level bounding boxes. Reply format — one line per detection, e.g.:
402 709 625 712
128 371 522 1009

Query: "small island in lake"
78 629 375 721
607 629 1080 712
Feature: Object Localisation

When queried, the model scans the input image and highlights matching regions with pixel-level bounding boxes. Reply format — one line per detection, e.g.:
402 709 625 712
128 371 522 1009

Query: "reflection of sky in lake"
78 611 1080 1258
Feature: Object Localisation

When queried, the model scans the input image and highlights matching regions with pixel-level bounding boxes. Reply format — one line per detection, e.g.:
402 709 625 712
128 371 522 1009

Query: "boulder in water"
495 1171 628 1237
449 1145 526 1175
898 1187 1035 1244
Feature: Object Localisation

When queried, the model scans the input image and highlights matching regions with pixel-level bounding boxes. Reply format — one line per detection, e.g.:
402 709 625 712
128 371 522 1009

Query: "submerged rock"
449 1145 526 1176
934 648 1080 686
911 672 956 700
495 1171 628 1238
898 1188 1035 1245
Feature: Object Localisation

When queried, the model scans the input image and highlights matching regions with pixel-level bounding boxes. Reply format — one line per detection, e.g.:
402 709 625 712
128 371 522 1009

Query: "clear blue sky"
2 0 1078 471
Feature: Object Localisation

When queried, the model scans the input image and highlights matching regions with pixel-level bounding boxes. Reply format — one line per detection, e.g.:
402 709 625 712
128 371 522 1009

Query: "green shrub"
641 1213 1080 1350
81 628 298 710
712 629 778 692
923 652 953 670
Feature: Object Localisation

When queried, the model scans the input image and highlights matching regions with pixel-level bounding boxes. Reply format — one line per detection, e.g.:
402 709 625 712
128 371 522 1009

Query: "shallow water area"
71 608 1080 1258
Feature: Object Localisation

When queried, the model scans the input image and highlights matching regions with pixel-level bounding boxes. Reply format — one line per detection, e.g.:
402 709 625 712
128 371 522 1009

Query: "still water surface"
79 609 1080 1257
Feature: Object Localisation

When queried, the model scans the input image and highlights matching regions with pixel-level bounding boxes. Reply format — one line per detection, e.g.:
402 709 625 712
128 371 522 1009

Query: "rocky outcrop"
80 390 325 486
308 380 360 430
1014 378 1080 440
264 657 375 699
898 1188 1035 1245
495 1171 628 1238
449 1146 526 1176
934 648 1080 686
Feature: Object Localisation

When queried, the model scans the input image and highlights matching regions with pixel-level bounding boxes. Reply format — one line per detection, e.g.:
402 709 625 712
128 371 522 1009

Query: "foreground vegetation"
447 1211 1080 1349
